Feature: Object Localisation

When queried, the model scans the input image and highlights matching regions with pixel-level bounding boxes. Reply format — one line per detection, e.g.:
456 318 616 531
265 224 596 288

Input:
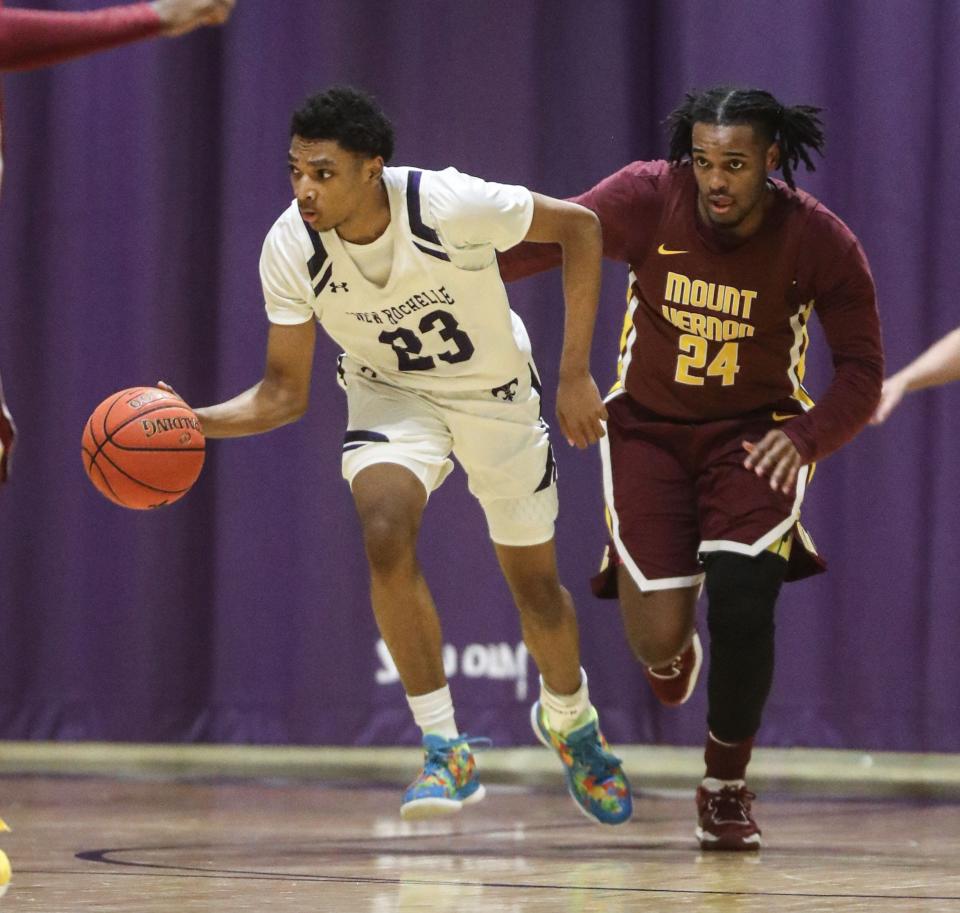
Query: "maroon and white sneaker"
644 632 703 706
696 781 761 851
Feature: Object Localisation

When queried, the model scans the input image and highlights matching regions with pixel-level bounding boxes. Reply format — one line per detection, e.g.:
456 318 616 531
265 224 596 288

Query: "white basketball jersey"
260 166 536 392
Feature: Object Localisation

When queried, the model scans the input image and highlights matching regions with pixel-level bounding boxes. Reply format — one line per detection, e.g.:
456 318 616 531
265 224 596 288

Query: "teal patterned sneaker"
400 734 490 820
531 702 633 825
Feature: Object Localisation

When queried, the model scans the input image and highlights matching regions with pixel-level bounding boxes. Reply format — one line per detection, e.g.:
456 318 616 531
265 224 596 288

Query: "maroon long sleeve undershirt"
0 1 162 73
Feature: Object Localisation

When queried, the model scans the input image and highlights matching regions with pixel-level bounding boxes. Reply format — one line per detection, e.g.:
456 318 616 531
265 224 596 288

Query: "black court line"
72 846 960 903
72 815 960 868
81 838 960 868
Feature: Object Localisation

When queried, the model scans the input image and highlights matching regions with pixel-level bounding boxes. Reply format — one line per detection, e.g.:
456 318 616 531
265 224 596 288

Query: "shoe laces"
705 785 755 820
422 734 491 771
566 726 622 780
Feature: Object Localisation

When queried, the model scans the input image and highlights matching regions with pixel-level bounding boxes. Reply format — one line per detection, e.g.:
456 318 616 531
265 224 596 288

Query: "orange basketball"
81 386 205 509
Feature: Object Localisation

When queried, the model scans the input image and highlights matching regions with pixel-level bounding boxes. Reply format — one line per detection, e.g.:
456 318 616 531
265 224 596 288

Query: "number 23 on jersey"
378 309 476 372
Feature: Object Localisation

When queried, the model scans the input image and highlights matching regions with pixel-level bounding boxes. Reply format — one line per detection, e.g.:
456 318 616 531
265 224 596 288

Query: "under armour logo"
491 377 519 402
329 281 350 293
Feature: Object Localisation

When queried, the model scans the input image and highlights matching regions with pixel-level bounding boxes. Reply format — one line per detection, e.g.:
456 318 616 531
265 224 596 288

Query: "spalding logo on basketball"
81 386 205 509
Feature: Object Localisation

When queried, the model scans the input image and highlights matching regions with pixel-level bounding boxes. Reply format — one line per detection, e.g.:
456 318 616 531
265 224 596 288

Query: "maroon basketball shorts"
598 393 815 592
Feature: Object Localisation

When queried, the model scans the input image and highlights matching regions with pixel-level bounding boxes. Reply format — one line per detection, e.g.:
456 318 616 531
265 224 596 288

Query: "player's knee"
704 551 785 643
622 614 690 666
620 583 695 667
360 510 418 575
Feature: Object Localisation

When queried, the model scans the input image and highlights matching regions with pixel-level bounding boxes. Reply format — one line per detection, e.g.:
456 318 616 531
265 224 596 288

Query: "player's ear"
766 142 781 172
366 156 385 183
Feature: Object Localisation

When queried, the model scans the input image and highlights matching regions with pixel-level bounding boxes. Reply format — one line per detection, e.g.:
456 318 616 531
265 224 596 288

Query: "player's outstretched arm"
0 0 234 72
523 193 606 449
191 321 316 439
871 327 960 424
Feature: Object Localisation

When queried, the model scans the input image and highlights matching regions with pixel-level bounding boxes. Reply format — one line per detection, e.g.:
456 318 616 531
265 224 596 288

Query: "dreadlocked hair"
666 86 824 189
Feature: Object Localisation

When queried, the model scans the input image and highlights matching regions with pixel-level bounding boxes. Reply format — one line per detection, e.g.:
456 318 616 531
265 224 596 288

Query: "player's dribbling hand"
157 381 207 431
742 430 804 494
156 380 182 399
150 0 236 37
556 371 607 449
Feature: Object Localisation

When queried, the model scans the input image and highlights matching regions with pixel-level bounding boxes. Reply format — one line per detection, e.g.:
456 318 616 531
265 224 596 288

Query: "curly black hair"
290 86 395 162
667 86 824 189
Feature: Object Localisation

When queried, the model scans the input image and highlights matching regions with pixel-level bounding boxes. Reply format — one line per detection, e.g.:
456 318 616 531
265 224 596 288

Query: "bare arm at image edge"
870 326 960 424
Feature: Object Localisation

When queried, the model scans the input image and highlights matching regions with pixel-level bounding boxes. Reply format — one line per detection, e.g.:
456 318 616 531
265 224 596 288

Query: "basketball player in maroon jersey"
0 0 234 892
500 86 883 849
0 0 235 487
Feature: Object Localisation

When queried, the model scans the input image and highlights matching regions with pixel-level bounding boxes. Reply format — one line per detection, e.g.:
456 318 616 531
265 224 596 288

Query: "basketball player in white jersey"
185 86 632 825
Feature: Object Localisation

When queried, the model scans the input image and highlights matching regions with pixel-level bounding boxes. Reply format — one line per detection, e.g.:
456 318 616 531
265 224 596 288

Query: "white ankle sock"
407 685 458 740
539 668 592 734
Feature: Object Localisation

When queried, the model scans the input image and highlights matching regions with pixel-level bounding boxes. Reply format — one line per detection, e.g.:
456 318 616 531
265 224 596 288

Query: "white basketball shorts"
338 355 558 547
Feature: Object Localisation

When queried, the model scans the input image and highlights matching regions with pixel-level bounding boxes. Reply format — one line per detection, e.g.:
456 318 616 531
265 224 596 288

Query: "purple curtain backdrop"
0 0 956 752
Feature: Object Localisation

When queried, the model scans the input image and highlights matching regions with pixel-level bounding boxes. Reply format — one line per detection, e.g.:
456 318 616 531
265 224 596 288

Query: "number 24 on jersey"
674 334 740 386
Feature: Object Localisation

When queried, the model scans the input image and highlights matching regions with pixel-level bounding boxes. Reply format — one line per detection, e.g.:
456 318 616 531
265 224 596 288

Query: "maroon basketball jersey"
499 161 883 462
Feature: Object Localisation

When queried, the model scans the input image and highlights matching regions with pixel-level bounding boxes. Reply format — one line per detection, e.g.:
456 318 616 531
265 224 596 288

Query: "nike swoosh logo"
657 244 688 255
772 412 796 421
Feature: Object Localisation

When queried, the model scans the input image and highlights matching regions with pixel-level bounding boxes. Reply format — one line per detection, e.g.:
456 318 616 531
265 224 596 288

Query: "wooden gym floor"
1 742 959 911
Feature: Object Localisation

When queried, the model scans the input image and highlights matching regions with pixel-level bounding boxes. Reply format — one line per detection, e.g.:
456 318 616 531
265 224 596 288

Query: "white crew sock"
407 684 459 740
539 667 592 735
